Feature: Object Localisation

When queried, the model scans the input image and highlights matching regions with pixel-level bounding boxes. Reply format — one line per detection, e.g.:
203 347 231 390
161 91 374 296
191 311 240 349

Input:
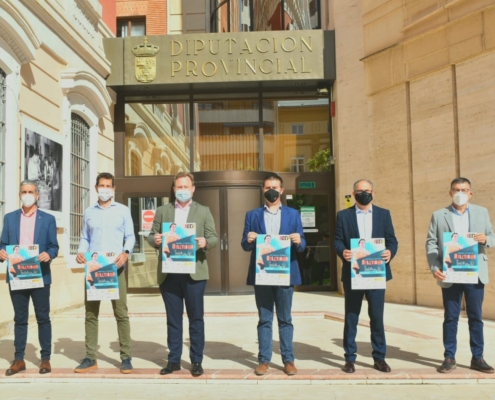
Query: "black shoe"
160 362 181 375
437 358 456 373
191 362 204 376
373 359 391 373
470 358 494 374
342 361 355 373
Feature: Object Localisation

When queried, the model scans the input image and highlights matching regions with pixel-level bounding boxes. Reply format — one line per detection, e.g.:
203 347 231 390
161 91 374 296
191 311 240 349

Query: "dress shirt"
174 200 192 225
20 208 37 245
78 201 135 254
264 203 282 235
355 204 373 239
451 205 470 235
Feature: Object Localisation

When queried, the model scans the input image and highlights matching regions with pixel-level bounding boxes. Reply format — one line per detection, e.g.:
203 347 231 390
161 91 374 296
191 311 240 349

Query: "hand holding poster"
255 234 291 286
350 238 386 290
443 232 478 283
85 252 119 301
7 245 43 290
162 223 196 273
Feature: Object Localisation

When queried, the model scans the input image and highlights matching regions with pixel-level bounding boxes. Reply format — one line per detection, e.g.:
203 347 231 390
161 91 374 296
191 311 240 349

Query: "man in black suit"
334 179 398 373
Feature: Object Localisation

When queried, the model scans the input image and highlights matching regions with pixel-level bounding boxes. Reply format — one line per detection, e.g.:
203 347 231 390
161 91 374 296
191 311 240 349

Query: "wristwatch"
124 250 130 255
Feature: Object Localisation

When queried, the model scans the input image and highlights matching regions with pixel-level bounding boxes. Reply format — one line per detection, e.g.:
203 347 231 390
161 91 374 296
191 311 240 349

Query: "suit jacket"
0 208 59 284
426 203 495 288
334 205 398 285
241 206 306 286
147 201 218 285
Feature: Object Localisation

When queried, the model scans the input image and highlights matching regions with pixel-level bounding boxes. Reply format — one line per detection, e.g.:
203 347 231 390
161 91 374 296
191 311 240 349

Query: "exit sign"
298 182 316 189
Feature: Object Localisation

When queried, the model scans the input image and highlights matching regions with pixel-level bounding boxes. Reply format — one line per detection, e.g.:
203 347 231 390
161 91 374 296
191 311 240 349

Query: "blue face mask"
176 189 192 202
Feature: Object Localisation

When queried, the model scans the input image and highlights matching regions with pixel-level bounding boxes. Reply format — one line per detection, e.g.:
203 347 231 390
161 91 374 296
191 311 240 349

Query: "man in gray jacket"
426 177 495 374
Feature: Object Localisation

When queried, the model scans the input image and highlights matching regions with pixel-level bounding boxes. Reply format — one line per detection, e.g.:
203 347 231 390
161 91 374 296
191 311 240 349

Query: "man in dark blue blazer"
334 179 398 373
0 180 59 376
242 174 306 376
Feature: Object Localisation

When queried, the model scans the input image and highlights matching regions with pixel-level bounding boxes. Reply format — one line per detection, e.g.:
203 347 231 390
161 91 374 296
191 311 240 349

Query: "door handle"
223 233 228 250
220 238 224 250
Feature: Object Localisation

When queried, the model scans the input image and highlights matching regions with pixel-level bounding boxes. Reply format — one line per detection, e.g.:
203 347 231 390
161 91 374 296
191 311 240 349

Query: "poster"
84 252 120 301
442 232 478 284
7 245 43 290
350 238 386 290
255 234 291 286
300 206 315 228
162 223 196 273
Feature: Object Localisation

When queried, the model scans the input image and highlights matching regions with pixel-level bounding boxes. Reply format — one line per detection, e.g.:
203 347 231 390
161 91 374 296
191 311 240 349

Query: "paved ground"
1 292 495 399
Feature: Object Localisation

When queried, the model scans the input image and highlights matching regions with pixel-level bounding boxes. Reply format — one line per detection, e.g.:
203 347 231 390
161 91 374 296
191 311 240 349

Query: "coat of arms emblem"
132 37 160 83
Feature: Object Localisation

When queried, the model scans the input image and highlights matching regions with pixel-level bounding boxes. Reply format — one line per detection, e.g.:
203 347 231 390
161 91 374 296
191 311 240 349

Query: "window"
117 18 146 37
0 69 5 230
291 124 305 135
290 157 305 172
130 151 141 176
70 113 91 254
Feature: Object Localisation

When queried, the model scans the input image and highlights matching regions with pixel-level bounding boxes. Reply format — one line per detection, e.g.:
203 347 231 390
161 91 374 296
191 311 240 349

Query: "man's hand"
195 237 207 249
434 269 446 281
76 252 86 264
289 233 301 245
114 252 129 268
38 252 51 263
343 249 352 261
0 249 7 261
247 232 258 243
381 250 392 263
474 233 487 245
154 233 163 246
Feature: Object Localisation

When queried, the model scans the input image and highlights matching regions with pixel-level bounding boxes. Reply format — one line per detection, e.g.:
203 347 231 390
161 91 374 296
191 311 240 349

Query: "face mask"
98 188 114 202
264 189 280 203
453 192 469 207
21 194 36 207
354 191 373 206
176 189 192 202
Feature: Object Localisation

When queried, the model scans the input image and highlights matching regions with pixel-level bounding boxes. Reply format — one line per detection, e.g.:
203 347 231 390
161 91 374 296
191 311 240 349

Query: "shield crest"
135 56 156 83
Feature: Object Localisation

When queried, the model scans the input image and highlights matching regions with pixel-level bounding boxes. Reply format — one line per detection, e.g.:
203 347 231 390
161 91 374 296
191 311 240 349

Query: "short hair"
353 179 373 191
19 180 39 194
359 239 366 244
14 245 20 250
451 232 458 239
170 223 177 228
96 172 115 187
450 177 471 190
263 174 284 188
92 252 98 257
265 235 271 240
174 172 195 186
323 232 330 239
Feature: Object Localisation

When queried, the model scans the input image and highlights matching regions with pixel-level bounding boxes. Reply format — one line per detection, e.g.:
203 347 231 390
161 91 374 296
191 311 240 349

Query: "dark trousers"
160 274 207 364
343 280 386 362
9 284 51 360
442 282 484 359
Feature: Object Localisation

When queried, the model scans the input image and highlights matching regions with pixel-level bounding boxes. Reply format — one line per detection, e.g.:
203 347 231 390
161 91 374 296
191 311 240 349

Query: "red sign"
141 210 156 231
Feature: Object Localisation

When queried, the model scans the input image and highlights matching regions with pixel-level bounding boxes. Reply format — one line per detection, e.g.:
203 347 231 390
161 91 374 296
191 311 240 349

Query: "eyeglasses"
450 188 470 193
355 190 372 194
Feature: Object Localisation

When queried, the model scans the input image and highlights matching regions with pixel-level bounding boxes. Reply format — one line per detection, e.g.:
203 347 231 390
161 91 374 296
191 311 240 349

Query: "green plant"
307 148 332 172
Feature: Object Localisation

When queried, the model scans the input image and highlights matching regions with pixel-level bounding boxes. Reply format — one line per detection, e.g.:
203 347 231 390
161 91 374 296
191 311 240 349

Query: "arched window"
70 113 90 254
0 68 5 230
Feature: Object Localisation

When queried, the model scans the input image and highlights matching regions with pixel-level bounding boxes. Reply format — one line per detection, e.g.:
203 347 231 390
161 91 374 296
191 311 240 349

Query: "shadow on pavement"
200 340 259 369
0 339 40 366
54 338 121 368
110 339 169 367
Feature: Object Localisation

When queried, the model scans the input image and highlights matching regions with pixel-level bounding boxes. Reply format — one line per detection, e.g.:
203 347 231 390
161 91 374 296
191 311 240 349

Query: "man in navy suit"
334 179 398 373
0 180 59 376
241 174 306 376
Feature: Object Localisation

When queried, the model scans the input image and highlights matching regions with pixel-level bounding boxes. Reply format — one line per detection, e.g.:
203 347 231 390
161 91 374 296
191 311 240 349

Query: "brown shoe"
374 359 391 373
284 361 297 375
40 359 51 374
342 361 355 373
254 362 269 375
6 360 26 376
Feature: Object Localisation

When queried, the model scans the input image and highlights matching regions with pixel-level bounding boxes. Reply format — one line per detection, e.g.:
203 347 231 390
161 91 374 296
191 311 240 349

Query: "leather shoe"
284 361 297 375
6 360 26 376
254 362 269 375
342 361 355 373
374 359 391 373
470 358 494 374
39 359 51 374
191 362 203 376
160 362 181 375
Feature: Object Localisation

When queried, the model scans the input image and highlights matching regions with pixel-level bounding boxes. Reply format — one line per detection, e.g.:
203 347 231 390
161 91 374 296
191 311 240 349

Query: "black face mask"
354 191 373 206
264 189 280 203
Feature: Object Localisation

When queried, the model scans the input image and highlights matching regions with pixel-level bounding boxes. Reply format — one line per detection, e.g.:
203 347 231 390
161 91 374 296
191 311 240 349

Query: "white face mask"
453 192 469 207
21 194 36 207
98 188 114 202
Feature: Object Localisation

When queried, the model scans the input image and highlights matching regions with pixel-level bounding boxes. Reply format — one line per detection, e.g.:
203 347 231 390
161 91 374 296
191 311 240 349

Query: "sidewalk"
1 292 494 385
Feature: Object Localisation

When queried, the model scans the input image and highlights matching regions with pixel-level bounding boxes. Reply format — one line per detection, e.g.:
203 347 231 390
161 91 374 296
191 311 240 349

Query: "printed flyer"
443 232 478 284
7 245 43 290
84 252 119 301
350 238 386 290
162 222 196 273
255 234 291 286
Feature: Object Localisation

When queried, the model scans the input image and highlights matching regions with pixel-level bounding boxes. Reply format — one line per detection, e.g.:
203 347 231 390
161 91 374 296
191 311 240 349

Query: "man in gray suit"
148 172 218 376
426 177 495 374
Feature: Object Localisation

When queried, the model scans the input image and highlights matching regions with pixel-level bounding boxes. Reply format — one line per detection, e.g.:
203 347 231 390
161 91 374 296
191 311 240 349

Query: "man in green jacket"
148 172 218 376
